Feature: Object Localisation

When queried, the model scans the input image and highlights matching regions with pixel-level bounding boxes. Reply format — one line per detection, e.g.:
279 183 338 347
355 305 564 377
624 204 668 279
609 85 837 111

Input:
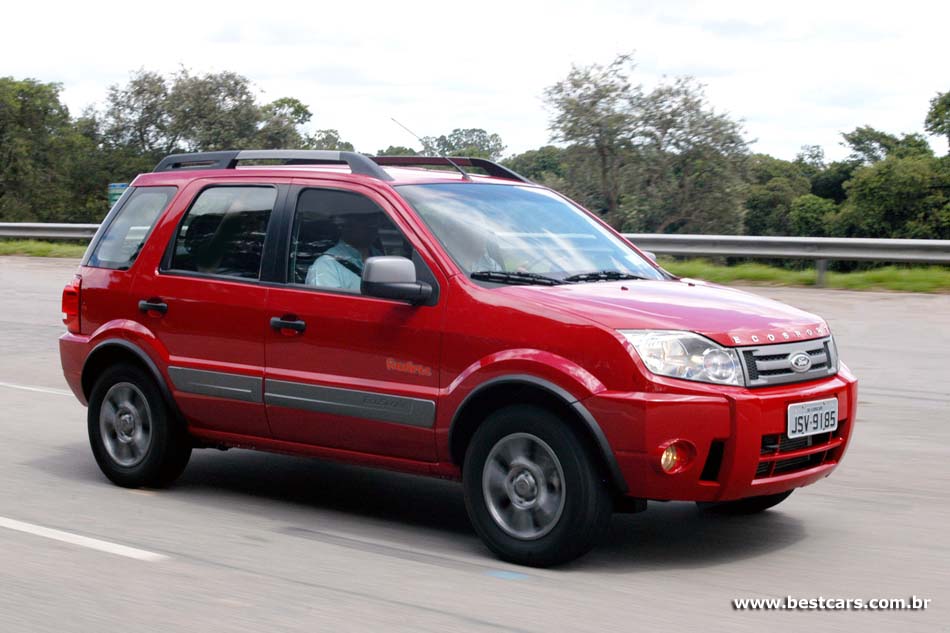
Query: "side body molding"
449 374 628 493
89 349 437 430
265 380 435 428
168 367 262 403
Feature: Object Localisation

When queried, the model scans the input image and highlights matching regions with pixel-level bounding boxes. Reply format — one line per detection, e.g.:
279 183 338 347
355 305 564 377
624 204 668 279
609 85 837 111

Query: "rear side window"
87 186 177 269
168 186 276 280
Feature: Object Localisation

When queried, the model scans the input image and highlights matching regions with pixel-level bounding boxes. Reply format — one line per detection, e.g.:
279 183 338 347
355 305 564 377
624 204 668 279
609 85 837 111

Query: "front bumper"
582 365 858 502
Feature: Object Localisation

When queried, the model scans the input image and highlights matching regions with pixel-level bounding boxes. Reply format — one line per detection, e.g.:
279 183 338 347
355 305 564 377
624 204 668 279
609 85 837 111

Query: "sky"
4 0 947 161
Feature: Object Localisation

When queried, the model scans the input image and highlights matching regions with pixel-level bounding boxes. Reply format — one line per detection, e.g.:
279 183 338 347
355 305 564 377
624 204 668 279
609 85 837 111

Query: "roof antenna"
389 117 471 181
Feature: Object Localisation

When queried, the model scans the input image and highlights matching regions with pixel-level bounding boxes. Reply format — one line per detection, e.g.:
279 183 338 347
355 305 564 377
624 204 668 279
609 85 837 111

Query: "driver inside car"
306 212 384 290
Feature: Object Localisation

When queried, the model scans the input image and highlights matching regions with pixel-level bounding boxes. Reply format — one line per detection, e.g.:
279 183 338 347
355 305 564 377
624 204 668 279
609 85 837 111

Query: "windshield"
396 183 665 283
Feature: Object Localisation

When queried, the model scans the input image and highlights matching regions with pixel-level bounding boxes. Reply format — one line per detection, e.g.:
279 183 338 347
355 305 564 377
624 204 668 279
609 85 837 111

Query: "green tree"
925 91 950 154
809 160 859 204
841 125 932 163
544 55 749 231
166 69 260 151
102 69 175 157
503 145 566 180
789 194 836 237
1 70 358 224
544 54 639 223
742 155 811 235
376 145 418 156
304 129 354 151
0 78 94 221
622 77 749 233
419 128 506 160
255 97 312 149
102 69 329 156
830 155 949 239
794 145 825 181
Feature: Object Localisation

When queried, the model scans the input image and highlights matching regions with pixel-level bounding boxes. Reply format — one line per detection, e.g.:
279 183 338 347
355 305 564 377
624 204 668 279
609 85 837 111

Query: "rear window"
87 186 177 269
167 186 276 280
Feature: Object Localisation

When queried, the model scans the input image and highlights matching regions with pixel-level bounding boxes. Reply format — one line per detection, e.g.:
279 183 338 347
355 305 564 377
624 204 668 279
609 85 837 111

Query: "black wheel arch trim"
449 374 628 493
82 339 185 422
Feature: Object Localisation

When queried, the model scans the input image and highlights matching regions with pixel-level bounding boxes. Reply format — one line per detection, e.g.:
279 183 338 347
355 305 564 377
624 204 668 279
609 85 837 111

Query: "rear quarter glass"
85 186 178 270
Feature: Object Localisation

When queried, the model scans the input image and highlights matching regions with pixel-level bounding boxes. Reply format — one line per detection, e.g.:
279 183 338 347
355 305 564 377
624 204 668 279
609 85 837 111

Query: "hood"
497 279 829 347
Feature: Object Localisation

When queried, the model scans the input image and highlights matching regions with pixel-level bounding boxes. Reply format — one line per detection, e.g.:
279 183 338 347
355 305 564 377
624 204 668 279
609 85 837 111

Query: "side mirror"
361 256 433 304
641 250 657 261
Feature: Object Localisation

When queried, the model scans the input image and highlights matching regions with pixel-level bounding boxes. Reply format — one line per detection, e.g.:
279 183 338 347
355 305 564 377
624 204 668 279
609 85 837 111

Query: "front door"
263 182 444 461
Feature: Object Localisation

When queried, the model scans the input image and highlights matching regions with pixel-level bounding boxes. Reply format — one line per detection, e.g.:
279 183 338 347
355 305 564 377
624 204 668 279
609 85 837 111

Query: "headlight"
620 330 744 386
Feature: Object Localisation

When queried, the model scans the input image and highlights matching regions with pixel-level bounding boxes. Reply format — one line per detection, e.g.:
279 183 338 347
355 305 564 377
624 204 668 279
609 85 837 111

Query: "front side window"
169 186 276 280
396 183 664 283
87 186 177 269
289 188 411 293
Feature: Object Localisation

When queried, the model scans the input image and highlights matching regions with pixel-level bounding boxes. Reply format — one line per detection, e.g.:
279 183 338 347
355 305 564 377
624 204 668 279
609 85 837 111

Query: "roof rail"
153 150 393 181
369 156 531 183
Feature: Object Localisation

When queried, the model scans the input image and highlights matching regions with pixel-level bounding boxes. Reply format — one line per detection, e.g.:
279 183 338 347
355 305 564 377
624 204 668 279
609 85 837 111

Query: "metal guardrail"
2 223 948 285
622 233 950 264
0 223 100 241
622 233 950 285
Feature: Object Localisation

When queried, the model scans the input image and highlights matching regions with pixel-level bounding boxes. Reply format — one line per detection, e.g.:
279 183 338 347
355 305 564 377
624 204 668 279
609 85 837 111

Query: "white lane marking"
0 516 168 562
0 381 72 396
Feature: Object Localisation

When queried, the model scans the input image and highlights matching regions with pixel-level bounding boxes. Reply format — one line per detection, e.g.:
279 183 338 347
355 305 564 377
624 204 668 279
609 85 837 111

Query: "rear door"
131 179 288 437
79 186 179 337
263 180 444 460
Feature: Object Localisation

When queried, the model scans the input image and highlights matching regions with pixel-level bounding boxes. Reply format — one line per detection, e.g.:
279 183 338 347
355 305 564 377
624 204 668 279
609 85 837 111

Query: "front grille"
754 426 842 479
760 432 831 454
738 337 838 388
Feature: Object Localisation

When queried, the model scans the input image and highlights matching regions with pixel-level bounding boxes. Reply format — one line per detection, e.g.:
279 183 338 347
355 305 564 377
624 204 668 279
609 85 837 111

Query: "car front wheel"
463 405 612 567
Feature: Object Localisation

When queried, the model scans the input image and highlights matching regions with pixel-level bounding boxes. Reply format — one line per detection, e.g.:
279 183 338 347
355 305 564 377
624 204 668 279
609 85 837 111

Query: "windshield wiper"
471 270 566 286
562 270 650 283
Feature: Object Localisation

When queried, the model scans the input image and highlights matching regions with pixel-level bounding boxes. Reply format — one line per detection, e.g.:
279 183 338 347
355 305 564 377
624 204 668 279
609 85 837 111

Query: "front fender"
436 349 628 492
440 348 606 422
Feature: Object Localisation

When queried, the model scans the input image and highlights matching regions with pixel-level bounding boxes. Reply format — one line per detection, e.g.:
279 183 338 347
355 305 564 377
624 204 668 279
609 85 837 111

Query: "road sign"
108 183 129 207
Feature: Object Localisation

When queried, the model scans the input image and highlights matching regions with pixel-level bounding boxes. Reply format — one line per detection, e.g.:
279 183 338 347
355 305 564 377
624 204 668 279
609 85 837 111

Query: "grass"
0 240 88 258
1 240 947 293
661 258 950 293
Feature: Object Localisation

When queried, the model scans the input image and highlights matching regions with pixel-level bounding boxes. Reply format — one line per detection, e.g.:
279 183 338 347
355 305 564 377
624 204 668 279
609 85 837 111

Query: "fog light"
661 445 680 472
658 440 694 474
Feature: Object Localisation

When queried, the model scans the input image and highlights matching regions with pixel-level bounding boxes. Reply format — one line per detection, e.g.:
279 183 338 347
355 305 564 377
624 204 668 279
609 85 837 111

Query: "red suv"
60 150 857 566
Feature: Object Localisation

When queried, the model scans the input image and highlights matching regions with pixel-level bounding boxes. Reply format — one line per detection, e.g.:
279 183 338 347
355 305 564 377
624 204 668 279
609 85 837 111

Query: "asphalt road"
1 255 947 632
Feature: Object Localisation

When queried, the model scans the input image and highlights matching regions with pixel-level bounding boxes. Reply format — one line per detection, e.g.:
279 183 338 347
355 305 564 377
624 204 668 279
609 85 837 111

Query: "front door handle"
270 316 306 334
138 299 168 316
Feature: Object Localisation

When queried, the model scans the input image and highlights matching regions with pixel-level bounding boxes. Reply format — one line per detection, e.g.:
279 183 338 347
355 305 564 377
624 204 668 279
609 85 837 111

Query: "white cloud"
4 0 947 159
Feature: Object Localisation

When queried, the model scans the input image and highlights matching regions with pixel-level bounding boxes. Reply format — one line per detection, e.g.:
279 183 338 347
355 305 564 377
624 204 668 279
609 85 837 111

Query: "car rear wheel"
88 363 191 488
463 405 612 567
700 490 793 515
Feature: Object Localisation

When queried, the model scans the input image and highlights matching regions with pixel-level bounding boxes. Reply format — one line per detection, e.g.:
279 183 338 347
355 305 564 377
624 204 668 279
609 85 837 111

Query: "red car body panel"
60 163 858 505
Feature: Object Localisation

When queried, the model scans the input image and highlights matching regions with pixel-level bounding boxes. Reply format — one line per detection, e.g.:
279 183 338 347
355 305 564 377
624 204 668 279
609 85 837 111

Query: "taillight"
62 274 82 334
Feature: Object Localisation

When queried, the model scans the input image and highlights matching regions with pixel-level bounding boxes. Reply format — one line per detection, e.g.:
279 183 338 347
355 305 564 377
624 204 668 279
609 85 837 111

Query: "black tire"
700 490 793 515
462 404 612 567
87 363 191 488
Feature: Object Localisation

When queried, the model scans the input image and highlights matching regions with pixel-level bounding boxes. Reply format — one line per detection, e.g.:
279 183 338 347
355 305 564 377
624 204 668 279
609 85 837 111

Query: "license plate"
787 398 838 439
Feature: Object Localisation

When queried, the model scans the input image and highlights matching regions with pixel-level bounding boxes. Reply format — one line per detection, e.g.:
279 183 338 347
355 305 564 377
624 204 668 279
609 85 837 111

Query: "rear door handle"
270 316 306 334
138 299 168 315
